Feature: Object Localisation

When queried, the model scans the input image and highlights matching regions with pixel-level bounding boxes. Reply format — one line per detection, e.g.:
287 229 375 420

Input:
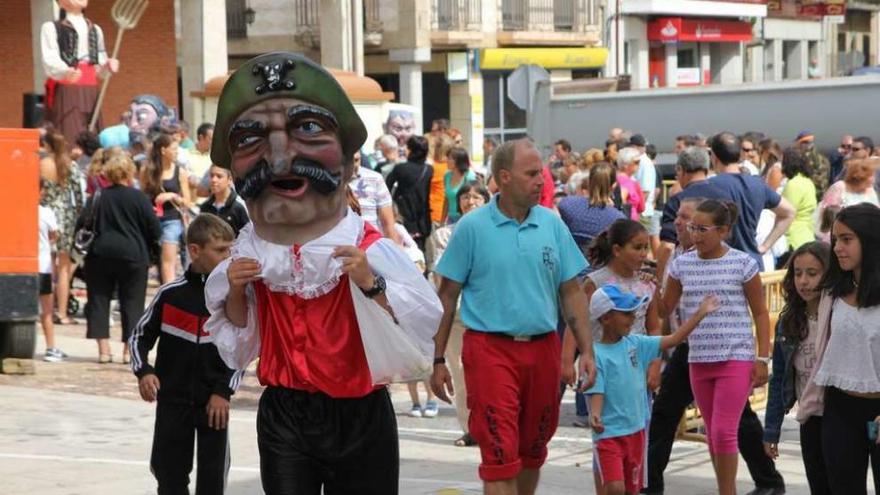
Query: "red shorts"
461 330 561 481
595 429 646 494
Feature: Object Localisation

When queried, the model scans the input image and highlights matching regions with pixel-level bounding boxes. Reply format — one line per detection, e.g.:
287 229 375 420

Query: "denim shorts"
160 219 184 245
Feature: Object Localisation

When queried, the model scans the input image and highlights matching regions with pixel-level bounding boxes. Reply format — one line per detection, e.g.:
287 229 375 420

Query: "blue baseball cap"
590 284 650 321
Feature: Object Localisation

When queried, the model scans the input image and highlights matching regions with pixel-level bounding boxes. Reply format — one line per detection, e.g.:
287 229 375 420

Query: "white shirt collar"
232 208 364 299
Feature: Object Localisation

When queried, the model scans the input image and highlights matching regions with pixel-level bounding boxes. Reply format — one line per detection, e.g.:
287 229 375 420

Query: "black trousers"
644 344 785 494
84 257 148 342
258 386 399 495
801 416 832 495
822 387 880 495
151 402 229 495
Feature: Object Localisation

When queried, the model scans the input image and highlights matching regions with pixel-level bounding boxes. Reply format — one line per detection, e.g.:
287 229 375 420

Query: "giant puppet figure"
41 0 119 143
204 52 442 494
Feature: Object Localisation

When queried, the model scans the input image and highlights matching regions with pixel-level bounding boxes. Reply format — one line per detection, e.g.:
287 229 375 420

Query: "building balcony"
431 0 485 47
498 0 601 46
291 0 384 49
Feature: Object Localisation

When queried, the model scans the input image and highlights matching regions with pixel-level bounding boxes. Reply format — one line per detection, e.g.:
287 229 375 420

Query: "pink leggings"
689 361 753 454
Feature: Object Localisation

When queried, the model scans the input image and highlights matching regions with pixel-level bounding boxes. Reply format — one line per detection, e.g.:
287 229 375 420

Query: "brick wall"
0 0 178 130
0 4 34 128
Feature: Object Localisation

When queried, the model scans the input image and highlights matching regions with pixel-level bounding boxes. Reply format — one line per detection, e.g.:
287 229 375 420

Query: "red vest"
253 222 384 398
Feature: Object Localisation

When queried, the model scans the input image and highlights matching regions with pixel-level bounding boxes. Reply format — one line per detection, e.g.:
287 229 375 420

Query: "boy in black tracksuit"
199 165 250 237
130 215 243 495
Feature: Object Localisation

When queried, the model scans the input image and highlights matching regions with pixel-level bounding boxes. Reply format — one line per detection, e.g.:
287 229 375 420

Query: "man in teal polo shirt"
430 138 596 495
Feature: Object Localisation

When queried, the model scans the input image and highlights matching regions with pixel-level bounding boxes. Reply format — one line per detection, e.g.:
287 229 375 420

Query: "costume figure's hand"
206 394 230 430
332 246 374 289
138 374 160 402
430 363 454 404
65 68 82 83
227 257 262 291
107 58 119 73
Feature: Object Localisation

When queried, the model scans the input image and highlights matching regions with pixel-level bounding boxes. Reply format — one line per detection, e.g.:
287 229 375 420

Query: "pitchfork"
88 0 150 132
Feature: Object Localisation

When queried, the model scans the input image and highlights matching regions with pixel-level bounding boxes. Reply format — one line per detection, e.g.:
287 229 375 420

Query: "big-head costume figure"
205 52 442 494
41 0 119 143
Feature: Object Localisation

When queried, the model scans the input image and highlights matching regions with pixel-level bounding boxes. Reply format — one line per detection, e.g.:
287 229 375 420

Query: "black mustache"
234 158 343 201
290 159 342 195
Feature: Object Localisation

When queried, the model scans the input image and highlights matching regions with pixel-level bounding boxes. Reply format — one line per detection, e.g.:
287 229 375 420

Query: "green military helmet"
211 51 367 170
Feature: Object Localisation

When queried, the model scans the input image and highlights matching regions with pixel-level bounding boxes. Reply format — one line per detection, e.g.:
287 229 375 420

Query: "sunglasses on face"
686 223 721 234
852 146 866 152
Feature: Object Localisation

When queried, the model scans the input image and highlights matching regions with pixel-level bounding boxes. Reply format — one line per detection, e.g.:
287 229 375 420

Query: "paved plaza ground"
0 316 818 494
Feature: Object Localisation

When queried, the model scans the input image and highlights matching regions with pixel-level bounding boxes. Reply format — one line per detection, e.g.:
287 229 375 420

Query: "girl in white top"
810 203 880 494
660 199 771 495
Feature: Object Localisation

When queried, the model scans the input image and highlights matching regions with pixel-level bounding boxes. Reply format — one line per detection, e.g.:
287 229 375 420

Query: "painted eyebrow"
230 120 266 133
287 105 339 128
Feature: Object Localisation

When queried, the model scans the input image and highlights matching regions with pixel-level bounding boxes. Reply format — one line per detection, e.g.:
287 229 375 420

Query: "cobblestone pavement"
0 292 820 494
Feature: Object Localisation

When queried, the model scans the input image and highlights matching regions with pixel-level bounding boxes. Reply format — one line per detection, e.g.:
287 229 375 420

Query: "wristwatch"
360 275 386 299
433 357 446 365
756 356 771 365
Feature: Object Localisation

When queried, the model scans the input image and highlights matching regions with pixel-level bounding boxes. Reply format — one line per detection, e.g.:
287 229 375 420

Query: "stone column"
788 40 808 79
321 0 353 71
700 42 712 84
180 0 228 124
449 52 483 161
30 0 56 92
718 43 744 85
664 42 678 87
765 39 783 82
747 44 764 83
392 48 431 110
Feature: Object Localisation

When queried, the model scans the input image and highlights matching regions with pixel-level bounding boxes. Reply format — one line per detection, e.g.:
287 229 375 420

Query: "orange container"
0 128 40 274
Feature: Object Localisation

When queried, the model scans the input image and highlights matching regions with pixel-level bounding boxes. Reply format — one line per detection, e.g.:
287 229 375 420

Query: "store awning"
480 47 608 70
647 17 753 43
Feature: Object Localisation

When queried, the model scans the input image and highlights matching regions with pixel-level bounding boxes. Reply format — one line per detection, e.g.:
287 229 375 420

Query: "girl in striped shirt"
659 199 771 495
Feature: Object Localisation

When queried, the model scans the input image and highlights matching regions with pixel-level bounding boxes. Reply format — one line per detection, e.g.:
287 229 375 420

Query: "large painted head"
58 0 88 13
211 52 367 241
384 109 416 149
126 94 170 144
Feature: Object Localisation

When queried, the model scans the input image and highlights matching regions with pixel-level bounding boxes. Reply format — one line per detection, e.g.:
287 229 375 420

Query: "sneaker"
43 348 68 362
423 401 439 418
409 404 423 418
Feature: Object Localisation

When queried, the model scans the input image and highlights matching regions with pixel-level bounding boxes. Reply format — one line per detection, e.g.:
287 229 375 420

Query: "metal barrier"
675 269 786 443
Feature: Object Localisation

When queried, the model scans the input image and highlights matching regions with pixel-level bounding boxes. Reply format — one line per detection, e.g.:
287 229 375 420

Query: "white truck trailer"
527 75 880 155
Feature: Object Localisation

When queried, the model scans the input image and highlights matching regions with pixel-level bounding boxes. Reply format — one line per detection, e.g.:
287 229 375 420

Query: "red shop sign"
648 17 753 43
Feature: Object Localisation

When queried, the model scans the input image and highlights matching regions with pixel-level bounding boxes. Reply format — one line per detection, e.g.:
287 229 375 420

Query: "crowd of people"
36 120 249 364
34 99 880 495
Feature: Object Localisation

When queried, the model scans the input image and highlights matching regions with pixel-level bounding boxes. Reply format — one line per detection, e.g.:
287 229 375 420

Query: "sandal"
122 353 131 365
98 354 112 364
53 315 79 325
454 433 477 447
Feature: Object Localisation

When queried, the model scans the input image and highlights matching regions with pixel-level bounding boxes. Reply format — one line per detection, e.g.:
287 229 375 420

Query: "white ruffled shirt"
204 209 442 384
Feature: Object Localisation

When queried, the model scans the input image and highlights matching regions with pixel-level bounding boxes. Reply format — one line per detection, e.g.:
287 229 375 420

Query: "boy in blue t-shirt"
587 284 718 495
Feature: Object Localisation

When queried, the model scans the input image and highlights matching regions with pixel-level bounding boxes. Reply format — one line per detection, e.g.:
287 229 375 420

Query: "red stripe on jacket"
163 304 209 338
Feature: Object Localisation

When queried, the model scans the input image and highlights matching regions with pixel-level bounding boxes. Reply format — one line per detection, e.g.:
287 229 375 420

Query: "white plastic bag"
349 279 432 384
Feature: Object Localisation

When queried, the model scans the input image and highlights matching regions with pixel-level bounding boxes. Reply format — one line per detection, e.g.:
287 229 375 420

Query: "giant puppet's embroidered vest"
55 20 99 68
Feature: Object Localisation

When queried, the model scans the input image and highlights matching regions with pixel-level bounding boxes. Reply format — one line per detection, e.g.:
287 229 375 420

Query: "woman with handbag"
386 135 434 252
79 154 161 363
39 132 85 324
140 134 192 283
